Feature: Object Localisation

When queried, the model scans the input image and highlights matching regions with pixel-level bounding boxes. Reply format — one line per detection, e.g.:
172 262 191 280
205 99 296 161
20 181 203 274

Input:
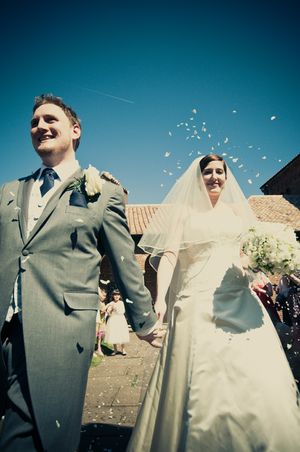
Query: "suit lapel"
17 171 39 244
25 168 83 245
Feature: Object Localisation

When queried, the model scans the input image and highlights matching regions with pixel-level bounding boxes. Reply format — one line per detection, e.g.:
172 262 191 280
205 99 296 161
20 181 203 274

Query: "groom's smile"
30 103 81 166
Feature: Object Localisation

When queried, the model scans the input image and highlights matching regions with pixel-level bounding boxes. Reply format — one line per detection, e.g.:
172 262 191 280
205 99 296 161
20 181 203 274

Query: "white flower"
83 165 102 196
242 222 300 275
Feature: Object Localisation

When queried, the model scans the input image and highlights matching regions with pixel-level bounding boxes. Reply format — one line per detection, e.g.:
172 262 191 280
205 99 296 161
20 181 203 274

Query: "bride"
127 154 300 451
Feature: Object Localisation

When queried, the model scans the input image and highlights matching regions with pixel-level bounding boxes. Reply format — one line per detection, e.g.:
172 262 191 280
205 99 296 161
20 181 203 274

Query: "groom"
0 94 161 451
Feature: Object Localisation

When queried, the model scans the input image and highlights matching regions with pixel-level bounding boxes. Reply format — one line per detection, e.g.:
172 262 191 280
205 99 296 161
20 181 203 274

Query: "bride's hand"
154 299 167 326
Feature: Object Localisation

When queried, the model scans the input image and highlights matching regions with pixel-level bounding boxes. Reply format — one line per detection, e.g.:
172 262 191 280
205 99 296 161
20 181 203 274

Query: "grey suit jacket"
0 168 157 451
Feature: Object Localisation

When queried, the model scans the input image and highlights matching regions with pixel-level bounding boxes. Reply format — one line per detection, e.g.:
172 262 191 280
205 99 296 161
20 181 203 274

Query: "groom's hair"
33 94 81 151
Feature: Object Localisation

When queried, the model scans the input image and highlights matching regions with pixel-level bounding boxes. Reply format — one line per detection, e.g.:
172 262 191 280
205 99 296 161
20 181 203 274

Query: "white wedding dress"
127 204 300 452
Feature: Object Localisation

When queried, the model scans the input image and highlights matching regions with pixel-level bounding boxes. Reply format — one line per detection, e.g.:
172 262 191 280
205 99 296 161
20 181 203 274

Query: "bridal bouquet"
242 222 300 275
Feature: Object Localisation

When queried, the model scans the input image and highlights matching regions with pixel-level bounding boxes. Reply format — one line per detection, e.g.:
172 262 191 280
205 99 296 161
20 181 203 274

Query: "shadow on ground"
79 423 132 452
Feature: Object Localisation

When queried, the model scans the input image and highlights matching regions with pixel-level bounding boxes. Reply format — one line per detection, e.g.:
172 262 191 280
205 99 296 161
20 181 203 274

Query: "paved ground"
79 331 160 452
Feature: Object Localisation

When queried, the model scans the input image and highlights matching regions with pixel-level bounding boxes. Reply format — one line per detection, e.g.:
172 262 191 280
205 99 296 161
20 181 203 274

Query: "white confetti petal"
262 156 267 160
255 173 260 177
160 183 164 187
197 151 202 155
287 343 292 349
168 131 172 136
270 115 277 121
168 172 173 176
193 130 198 135
100 279 110 284
121 256 125 261
238 164 244 168
164 151 171 157
163 169 167 173
9 192 15 197
143 311 151 317
224 137 229 144
278 159 282 162
208 133 211 138
222 152 227 156
14 206 21 211
232 110 237 114
247 179 253 184
192 108 197 114
75 218 84 223
190 117 194 120
126 299 134 304
232 158 239 163
56 420 61 428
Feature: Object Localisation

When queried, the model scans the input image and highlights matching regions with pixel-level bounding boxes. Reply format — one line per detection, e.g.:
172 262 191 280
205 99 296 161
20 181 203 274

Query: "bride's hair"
199 154 227 176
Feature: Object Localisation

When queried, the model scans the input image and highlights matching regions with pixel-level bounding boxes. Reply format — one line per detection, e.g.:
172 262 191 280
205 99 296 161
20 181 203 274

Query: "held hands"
137 299 167 348
250 280 266 294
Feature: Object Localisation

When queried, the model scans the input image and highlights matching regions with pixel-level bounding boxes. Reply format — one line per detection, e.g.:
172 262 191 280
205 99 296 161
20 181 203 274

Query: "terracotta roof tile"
126 196 300 235
248 195 300 230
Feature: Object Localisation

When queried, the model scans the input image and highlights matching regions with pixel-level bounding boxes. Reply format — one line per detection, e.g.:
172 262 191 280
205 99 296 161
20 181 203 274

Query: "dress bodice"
173 203 247 293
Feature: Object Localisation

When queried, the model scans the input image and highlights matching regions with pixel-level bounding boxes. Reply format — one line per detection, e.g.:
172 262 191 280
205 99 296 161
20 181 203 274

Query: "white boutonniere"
68 165 103 203
83 165 103 196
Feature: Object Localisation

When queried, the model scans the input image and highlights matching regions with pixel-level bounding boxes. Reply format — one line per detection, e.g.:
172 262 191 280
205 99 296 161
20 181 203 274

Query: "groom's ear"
101 171 128 195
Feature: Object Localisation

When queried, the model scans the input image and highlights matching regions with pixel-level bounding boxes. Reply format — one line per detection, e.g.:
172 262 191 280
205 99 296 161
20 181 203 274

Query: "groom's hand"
137 321 165 348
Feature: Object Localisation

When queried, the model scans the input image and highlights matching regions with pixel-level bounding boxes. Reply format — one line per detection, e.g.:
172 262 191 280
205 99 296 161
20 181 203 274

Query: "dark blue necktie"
40 168 58 196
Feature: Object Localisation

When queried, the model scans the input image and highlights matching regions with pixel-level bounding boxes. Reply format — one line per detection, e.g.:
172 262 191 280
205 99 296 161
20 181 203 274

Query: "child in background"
105 289 129 356
95 285 108 356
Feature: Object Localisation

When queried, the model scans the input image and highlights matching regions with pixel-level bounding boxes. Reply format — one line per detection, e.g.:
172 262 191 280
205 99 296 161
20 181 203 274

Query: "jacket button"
22 249 30 256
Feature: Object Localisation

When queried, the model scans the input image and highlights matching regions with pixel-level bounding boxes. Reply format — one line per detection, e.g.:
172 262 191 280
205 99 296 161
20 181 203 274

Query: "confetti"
270 115 277 121
75 218 84 223
160 183 164 187
9 192 15 197
232 110 237 114
120 256 125 261
100 279 110 284
168 172 173 176
238 164 244 168
192 108 197 114
164 151 171 157
224 137 229 144
247 179 253 184
262 156 267 160
56 420 61 428
168 131 172 136
126 298 134 304
255 173 260 178
222 153 227 156
287 343 292 350
143 311 151 317
232 158 239 163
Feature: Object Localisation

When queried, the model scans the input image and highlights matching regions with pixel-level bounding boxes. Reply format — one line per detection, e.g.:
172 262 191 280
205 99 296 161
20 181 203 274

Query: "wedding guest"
127 154 300 451
0 94 162 452
250 269 281 326
276 271 300 389
94 284 108 357
105 289 129 356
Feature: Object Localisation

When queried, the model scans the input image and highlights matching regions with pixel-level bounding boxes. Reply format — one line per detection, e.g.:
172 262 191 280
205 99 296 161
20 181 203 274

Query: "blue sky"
1 0 300 203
